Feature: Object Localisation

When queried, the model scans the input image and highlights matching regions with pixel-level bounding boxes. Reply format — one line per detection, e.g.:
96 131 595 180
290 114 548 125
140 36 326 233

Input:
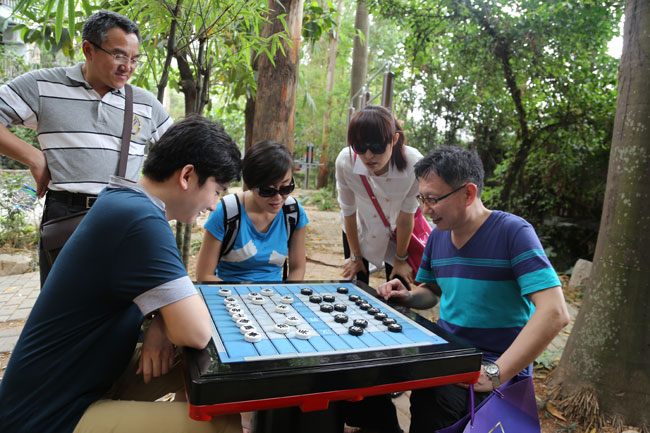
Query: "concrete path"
0 272 39 353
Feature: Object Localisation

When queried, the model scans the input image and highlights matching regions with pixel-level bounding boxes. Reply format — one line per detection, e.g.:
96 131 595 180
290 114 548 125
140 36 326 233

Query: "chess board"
201 282 448 363
183 281 482 421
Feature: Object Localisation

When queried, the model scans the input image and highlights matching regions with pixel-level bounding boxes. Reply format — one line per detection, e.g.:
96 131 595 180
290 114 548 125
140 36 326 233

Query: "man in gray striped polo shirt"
0 11 172 284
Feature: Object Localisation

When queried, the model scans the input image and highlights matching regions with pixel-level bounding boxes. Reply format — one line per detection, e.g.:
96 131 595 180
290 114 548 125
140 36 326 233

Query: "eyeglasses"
256 179 295 198
351 142 389 155
416 184 467 206
88 40 144 68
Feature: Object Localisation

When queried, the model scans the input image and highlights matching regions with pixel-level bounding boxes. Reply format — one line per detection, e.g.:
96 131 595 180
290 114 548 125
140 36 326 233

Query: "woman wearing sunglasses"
196 140 308 283
335 105 423 290
333 106 421 433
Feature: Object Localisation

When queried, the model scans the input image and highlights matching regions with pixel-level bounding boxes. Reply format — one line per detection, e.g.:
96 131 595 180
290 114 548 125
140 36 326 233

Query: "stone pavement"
0 271 39 353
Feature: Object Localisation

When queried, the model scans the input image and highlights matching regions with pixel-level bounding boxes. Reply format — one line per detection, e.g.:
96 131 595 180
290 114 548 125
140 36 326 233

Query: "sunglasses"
351 142 389 155
256 179 295 198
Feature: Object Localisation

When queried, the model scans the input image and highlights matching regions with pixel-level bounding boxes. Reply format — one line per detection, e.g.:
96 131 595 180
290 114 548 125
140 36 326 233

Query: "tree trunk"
552 0 650 426
251 0 305 151
349 0 369 111
316 0 342 189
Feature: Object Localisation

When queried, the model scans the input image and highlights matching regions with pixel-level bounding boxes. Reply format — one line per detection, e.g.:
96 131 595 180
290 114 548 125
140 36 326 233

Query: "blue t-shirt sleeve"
111 213 188 303
507 219 561 296
204 200 226 241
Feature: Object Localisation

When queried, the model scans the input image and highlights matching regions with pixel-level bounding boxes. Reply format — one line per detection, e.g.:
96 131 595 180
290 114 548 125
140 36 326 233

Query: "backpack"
219 193 299 280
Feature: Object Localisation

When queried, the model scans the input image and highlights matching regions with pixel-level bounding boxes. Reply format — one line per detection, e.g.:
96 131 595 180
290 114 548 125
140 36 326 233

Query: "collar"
351 151 407 179
66 63 125 96
108 176 165 212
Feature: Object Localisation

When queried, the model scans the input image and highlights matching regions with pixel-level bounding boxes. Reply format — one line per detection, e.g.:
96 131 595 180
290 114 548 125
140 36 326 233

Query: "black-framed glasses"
416 184 467 206
351 142 389 155
256 179 295 198
88 40 144 68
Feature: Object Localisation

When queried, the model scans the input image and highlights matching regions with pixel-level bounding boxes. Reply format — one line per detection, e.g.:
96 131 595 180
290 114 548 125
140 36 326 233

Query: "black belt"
47 190 97 208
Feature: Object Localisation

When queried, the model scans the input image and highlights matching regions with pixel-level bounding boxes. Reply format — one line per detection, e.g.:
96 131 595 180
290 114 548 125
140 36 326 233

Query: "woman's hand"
343 258 367 280
389 258 414 286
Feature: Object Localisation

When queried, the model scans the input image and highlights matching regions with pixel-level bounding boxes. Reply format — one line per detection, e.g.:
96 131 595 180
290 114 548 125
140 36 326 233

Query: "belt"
47 190 98 208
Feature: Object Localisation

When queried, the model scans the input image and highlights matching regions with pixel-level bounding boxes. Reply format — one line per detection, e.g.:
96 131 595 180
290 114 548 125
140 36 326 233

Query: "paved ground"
0 272 39 353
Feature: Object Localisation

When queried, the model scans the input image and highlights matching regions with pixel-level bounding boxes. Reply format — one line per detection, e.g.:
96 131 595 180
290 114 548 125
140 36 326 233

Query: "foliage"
299 185 339 211
0 172 39 249
370 0 622 267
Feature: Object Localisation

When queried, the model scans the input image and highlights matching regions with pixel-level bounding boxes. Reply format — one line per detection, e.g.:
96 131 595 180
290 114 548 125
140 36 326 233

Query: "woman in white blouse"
335 105 423 288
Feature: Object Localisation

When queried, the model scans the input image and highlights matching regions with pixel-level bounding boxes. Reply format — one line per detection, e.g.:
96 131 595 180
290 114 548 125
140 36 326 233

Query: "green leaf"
55 0 65 42
68 0 76 44
41 0 56 38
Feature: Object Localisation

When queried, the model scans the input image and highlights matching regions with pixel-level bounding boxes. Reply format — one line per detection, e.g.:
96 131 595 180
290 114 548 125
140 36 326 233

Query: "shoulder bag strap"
117 84 134 177
359 174 391 229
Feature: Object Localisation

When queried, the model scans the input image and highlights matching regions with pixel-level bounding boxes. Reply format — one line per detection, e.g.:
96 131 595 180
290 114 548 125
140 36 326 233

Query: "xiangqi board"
182 281 482 421
201 282 447 363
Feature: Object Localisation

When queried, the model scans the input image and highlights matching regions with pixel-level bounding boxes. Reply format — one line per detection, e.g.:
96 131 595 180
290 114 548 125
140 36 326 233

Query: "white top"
335 145 422 267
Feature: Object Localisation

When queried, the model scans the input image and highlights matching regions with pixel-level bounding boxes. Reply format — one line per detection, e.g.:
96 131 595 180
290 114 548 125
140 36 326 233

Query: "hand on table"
343 258 367 280
377 278 411 303
137 315 176 384
389 259 414 287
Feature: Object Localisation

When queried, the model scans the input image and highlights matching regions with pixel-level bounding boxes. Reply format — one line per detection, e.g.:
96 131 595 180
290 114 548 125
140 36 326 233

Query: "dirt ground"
0 188 639 432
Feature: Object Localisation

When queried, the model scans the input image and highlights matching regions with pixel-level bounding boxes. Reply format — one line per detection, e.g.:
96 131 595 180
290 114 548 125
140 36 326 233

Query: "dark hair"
347 105 407 171
143 114 242 185
82 10 141 45
242 141 295 188
414 146 485 196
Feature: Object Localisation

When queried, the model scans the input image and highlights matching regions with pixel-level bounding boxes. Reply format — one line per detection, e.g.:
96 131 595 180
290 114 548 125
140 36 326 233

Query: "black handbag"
39 84 133 266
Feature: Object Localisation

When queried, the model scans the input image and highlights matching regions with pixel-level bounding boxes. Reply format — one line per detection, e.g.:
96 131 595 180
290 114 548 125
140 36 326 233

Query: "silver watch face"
485 363 499 376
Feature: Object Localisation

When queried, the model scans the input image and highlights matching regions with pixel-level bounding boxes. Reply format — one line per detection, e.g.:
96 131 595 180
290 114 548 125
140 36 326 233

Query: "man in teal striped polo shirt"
377 145 570 432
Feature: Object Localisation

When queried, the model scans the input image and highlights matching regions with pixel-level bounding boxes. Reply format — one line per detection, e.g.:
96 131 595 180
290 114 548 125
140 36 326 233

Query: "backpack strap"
282 196 300 280
220 193 242 258
283 196 299 241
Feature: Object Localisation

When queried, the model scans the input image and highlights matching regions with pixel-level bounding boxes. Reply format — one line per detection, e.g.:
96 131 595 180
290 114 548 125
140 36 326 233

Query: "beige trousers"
72 347 241 433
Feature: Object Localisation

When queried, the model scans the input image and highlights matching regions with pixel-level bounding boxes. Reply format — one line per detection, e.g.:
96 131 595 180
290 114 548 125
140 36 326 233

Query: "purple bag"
436 376 541 433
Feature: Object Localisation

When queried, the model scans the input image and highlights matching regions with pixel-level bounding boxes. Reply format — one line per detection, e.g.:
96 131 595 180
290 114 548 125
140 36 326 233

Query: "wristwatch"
483 361 501 389
349 253 362 262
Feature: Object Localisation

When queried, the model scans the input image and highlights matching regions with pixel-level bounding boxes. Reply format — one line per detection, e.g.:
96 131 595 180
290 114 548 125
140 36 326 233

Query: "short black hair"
414 146 485 196
347 105 408 171
242 141 294 188
82 10 141 45
143 114 241 185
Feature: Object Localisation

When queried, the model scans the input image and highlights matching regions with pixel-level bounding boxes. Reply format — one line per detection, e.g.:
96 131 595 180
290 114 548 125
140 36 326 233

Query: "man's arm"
377 279 441 310
473 285 570 392
159 294 212 349
0 124 50 196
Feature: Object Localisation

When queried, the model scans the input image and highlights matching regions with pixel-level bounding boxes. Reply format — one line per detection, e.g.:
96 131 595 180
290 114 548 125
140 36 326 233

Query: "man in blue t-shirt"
0 115 242 433
377 145 570 432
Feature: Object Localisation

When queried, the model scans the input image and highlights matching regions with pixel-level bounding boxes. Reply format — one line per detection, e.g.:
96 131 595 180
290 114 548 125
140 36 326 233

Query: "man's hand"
30 154 51 197
136 315 176 384
457 364 497 393
377 278 410 302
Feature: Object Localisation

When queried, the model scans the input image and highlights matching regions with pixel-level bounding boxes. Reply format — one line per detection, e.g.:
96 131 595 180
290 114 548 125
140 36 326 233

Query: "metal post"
381 70 394 109
304 142 314 189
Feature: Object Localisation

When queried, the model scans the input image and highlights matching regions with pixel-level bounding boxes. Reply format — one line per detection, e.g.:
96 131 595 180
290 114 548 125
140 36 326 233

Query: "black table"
182 280 482 431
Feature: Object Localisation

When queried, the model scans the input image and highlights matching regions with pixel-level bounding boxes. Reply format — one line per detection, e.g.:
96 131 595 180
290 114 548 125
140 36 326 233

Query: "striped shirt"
0 63 172 194
416 210 561 359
